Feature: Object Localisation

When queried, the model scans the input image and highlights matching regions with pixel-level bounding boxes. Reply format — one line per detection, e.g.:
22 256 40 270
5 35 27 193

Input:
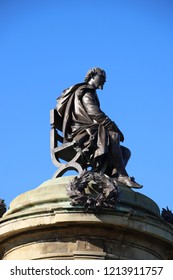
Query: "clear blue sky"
0 0 173 212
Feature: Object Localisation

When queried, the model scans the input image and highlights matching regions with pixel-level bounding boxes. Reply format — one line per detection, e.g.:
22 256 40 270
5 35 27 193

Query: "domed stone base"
0 176 173 260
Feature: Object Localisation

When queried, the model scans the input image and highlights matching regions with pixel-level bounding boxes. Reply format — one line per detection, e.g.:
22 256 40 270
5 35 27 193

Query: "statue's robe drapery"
56 83 126 172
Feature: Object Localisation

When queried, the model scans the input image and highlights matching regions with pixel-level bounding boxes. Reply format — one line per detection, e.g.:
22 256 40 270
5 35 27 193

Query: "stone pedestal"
0 176 173 260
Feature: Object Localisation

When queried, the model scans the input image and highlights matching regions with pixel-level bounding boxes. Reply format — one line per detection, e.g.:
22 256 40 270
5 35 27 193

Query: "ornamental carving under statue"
67 171 119 210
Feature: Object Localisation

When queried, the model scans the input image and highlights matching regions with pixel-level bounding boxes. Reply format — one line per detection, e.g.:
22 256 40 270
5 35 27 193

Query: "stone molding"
0 176 173 260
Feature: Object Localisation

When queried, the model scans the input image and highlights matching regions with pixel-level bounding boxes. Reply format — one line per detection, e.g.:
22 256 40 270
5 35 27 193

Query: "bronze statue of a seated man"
55 67 142 189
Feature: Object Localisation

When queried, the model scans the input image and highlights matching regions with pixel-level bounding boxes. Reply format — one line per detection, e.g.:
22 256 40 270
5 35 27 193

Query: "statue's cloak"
56 83 112 170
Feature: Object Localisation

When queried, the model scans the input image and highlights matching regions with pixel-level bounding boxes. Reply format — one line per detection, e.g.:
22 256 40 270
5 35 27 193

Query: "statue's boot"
117 175 143 189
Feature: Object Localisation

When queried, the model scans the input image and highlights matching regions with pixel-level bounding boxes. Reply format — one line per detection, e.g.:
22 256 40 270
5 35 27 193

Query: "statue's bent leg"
121 146 131 167
109 131 128 177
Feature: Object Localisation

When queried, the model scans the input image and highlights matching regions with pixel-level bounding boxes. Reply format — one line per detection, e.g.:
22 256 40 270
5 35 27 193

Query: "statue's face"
92 73 106 90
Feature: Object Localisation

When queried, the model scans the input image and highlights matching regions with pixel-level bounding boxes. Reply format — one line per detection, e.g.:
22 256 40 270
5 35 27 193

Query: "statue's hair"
84 67 106 83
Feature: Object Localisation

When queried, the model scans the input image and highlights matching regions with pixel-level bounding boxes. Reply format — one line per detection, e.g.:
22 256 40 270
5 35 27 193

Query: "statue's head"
84 67 106 89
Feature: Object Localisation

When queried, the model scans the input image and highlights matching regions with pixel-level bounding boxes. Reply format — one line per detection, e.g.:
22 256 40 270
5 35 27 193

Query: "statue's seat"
50 109 87 178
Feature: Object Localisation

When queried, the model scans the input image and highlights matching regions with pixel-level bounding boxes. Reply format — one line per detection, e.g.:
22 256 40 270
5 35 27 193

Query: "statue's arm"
82 92 124 141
